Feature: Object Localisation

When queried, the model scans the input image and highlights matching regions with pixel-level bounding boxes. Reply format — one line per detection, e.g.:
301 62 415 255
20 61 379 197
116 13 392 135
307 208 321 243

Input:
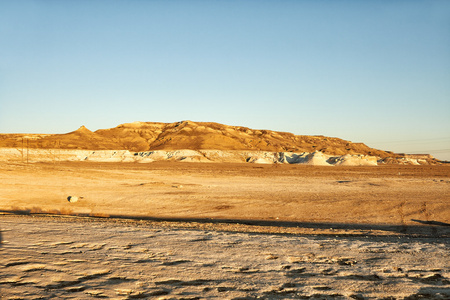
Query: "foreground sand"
0 162 449 299
1 215 449 299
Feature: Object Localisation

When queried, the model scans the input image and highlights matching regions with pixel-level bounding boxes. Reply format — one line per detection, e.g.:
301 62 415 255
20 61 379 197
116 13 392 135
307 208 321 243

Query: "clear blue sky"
1 0 449 160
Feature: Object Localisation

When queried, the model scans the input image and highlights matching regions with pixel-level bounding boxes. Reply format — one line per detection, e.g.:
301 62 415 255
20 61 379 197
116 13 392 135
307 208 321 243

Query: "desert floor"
1 162 449 299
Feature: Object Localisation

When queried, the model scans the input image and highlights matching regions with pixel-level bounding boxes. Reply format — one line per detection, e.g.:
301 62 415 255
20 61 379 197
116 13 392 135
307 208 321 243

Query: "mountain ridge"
0 120 441 164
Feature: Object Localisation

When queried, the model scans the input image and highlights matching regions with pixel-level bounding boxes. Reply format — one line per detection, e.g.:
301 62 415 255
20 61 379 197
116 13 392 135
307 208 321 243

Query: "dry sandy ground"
0 162 449 226
0 162 449 299
1 216 449 299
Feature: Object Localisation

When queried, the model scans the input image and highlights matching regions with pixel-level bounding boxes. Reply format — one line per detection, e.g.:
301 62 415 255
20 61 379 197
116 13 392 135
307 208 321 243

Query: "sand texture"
1 215 449 299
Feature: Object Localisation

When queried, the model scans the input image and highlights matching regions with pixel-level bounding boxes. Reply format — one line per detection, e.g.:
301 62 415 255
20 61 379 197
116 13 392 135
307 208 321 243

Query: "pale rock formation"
0 147 389 166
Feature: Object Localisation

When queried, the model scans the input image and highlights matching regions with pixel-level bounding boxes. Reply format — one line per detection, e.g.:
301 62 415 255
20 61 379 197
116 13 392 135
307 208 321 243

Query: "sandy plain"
1 162 449 299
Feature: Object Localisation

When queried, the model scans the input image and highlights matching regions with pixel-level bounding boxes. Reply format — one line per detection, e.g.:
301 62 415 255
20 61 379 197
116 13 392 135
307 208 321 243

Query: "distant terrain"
0 121 443 165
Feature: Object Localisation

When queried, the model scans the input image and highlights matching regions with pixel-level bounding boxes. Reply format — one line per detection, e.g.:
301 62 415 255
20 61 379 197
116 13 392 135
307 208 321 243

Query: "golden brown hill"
0 126 120 150
94 120 394 158
0 120 399 159
45 126 122 150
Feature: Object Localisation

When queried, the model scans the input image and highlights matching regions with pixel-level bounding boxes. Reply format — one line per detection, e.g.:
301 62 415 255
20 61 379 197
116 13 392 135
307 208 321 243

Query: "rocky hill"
0 121 442 165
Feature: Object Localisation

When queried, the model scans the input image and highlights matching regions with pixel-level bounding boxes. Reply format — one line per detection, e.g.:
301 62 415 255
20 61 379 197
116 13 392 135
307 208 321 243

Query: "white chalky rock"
67 196 79 203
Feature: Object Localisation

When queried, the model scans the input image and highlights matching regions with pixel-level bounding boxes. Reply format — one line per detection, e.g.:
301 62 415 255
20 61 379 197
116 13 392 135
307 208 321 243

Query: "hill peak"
75 125 92 133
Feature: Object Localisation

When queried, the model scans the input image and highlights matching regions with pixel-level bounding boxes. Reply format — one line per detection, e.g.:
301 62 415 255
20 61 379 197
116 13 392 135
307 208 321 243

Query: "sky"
1 0 449 160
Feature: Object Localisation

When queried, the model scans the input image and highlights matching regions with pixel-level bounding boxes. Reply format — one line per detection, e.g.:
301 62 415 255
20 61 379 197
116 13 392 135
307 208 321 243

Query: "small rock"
67 196 84 203
314 286 332 291
286 256 303 263
217 286 234 292
350 294 366 300
84 289 107 298
115 288 133 295
420 273 445 283
67 196 78 203
335 258 357 266
265 254 279 260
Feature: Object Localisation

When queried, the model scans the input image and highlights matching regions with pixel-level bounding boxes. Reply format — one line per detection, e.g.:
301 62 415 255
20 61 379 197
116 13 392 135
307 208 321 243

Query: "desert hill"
98 121 391 157
0 120 390 155
0 120 441 164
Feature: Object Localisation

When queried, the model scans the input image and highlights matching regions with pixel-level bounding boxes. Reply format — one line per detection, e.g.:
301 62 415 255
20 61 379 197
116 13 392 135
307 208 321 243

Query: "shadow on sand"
1 209 449 238
411 219 450 227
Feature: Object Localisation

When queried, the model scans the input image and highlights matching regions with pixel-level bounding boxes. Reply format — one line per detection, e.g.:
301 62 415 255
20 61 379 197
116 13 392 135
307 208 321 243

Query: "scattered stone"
128 290 151 298
84 289 107 298
286 256 303 263
285 267 307 277
419 273 448 284
115 288 133 295
320 268 337 276
161 259 190 266
335 258 357 266
218 286 234 292
344 274 382 281
66 286 86 292
313 286 332 291
350 294 366 300
67 196 83 203
155 279 182 285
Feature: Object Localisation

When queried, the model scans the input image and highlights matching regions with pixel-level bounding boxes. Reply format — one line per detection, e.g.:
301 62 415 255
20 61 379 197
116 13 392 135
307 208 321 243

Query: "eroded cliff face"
0 147 442 166
0 121 442 165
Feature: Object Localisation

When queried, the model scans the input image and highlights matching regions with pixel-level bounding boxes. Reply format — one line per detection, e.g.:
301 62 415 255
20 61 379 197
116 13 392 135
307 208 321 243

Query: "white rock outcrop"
0 148 379 166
